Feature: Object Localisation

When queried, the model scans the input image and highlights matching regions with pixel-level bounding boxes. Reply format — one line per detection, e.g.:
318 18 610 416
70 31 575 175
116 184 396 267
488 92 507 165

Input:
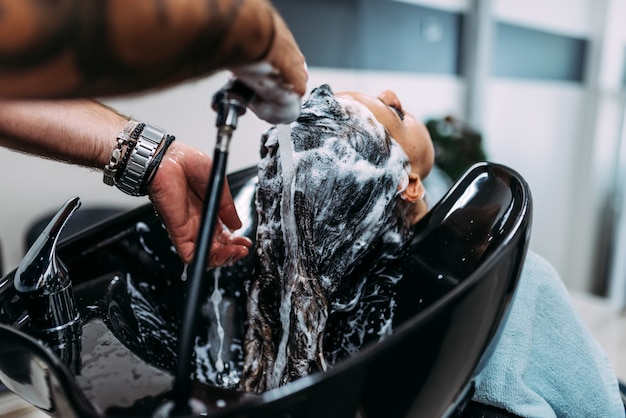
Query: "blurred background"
2 0 626 309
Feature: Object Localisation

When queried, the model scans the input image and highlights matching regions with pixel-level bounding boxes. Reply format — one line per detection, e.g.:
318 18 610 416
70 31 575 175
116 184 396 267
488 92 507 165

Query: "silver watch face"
116 124 166 196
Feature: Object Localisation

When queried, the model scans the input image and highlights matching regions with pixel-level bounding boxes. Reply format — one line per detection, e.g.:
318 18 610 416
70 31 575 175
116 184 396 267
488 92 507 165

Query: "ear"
401 175 425 203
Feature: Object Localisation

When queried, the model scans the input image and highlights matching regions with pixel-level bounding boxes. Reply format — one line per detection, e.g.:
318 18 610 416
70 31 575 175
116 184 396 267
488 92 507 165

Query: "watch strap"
115 123 166 196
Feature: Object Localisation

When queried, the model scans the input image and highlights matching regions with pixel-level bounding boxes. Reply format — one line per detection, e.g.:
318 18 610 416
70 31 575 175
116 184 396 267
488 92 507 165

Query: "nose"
378 90 402 110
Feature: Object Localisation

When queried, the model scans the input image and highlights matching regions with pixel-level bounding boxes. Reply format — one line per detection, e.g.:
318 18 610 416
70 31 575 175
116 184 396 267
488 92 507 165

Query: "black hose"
170 78 253 416
172 147 229 415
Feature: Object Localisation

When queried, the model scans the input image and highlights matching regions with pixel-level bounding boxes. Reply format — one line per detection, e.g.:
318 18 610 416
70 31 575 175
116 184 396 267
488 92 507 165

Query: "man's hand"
231 9 308 124
148 142 252 266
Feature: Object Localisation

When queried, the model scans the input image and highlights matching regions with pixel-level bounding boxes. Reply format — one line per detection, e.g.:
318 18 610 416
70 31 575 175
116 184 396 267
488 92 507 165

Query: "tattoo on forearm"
155 0 167 23
0 0 258 93
183 0 245 77
0 0 76 69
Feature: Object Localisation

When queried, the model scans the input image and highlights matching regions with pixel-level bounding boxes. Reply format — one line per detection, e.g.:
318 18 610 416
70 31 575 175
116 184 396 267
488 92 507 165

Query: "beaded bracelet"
116 122 147 181
102 120 139 186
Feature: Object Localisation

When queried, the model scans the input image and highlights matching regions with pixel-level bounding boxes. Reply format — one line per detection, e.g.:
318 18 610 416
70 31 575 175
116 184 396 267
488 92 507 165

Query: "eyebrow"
377 97 403 119
376 98 406 129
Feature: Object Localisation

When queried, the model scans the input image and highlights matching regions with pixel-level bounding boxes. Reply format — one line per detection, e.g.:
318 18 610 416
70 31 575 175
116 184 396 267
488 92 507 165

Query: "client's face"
334 89 433 223
335 90 435 181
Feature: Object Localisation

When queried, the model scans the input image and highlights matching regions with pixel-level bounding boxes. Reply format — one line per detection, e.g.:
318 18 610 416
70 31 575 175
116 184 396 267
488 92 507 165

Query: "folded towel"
472 251 625 417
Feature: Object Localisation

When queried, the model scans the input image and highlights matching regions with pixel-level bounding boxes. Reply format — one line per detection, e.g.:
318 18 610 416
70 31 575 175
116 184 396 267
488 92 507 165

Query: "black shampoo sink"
0 162 532 417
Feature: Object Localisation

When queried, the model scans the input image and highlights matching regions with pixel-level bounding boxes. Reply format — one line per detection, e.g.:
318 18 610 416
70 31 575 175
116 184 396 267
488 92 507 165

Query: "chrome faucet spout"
15 196 80 295
14 197 81 337
14 197 83 371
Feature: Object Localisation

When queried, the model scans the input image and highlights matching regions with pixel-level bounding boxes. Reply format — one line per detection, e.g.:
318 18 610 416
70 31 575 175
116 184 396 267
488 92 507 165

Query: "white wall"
393 0 467 11
599 0 626 307
494 0 593 36
484 0 626 292
483 0 596 292
484 80 590 288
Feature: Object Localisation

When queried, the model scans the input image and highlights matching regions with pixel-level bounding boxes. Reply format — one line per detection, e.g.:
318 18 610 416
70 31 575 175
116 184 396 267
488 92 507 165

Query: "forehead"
289 88 406 169
334 95 387 140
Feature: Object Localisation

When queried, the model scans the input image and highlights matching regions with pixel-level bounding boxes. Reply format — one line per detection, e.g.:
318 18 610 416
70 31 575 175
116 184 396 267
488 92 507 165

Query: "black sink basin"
0 162 532 417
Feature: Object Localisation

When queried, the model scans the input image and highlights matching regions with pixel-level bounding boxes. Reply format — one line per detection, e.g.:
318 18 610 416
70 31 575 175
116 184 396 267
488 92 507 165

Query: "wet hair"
243 84 416 392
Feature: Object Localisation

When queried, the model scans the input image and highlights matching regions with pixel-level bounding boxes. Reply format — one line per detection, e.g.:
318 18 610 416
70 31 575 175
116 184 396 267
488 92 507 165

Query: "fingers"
229 235 253 247
229 8 308 124
208 222 252 266
209 242 250 267
269 10 308 97
231 63 303 124
175 220 252 267
219 180 243 230
176 242 250 268
173 234 251 267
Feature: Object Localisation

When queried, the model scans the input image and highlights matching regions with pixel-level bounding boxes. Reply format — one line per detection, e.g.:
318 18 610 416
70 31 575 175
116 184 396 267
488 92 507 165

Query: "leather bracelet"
115 123 167 196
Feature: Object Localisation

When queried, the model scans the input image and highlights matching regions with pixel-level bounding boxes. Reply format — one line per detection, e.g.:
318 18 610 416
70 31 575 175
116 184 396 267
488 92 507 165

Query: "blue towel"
472 251 625 417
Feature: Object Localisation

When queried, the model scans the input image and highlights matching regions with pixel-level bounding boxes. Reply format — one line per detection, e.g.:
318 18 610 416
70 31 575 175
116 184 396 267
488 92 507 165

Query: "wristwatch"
116 123 167 196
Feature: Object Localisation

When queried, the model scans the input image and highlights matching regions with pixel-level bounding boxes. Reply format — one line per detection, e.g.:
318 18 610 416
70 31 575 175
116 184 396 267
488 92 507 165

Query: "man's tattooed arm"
0 0 275 98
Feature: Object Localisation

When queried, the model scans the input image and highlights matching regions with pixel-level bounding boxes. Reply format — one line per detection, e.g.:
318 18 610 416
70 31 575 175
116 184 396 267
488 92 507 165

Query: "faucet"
14 196 82 371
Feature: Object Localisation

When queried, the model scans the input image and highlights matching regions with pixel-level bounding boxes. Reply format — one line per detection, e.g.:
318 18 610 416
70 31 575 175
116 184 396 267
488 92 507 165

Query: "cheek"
419 140 435 177
405 126 435 176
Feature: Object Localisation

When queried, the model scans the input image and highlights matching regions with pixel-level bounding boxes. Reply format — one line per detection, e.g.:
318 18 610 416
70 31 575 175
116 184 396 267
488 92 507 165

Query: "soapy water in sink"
106 218 404 396
194 268 243 388
75 249 381 413
210 273 226 373
96 220 246 394
107 266 244 390
76 318 175 410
